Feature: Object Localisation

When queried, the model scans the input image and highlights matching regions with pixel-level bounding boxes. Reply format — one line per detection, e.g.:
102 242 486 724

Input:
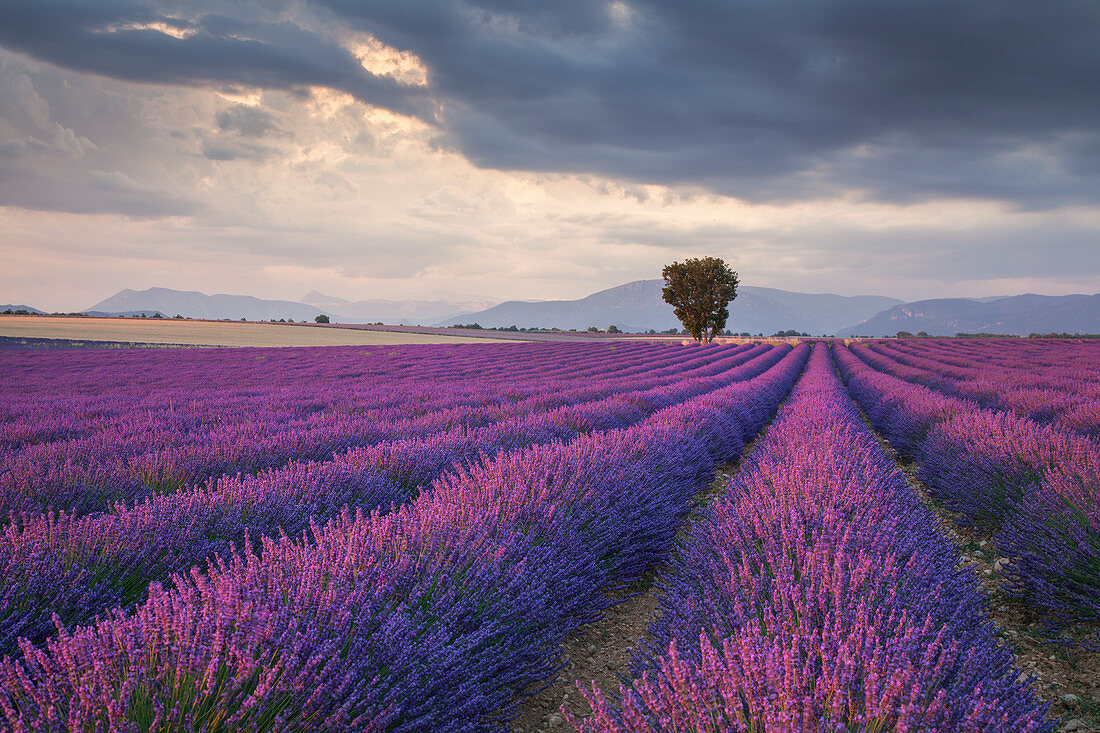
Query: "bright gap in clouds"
348 34 429 87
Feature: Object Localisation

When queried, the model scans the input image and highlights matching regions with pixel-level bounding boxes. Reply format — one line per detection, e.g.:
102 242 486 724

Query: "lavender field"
0 339 1096 731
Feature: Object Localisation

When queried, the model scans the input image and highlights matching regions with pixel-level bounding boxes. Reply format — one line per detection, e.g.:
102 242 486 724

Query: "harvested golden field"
0 316 516 347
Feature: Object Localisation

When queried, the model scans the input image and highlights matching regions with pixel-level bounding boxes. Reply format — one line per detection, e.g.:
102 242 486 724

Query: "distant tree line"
1026 332 1100 339
952 332 1017 338
956 332 1100 339
2 310 89 317
446 323 632 334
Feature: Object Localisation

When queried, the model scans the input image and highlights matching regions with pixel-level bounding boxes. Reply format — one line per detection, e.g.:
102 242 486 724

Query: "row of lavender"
0 346 810 730
1 340 699 477
573 344 1051 732
0 343 791 657
0 342 765 518
836 343 1100 619
854 339 1100 438
5 342 588 449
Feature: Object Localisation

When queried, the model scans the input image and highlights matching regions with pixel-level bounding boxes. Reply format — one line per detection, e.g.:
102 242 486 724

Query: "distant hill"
77 285 1098 336
88 288 327 322
303 290 349 305
83 288 499 325
841 294 1100 336
0 304 44 314
302 291 498 325
438 280 903 334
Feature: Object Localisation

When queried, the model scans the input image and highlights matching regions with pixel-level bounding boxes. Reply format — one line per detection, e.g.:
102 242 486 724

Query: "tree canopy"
661 257 739 343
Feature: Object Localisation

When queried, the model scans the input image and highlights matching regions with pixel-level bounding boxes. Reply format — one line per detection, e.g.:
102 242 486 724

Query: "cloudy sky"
1 0 1098 310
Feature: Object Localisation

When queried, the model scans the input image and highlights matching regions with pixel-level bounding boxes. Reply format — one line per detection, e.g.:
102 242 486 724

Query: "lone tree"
661 257 739 343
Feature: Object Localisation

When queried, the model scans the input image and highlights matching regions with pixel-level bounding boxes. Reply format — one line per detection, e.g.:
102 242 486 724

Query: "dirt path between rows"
508 353 795 730
853 413 1100 732
894 459 1100 732
507 462 742 732
514 355 1099 732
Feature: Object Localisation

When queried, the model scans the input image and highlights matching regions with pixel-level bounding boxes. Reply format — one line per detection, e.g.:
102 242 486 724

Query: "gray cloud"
0 155 197 216
2 0 1098 207
201 140 279 161
215 104 283 137
0 1 433 118
0 52 199 216
318 0 1100 206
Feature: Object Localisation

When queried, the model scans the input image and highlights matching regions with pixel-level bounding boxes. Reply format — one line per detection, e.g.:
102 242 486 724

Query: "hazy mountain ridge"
438 280 903 334
842 294 1100 336
83 287 498 324
303 291 349 304
301 291 498 324
89 288 328 322
10 284 1093 335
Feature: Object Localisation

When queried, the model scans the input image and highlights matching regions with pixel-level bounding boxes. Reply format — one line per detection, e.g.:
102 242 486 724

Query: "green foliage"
607 325 622 334
314 314 330 324
1026 332 1100 339
661 256 739 342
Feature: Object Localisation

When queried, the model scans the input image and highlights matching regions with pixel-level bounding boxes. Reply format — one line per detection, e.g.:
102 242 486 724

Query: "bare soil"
0 316 517 347
508 465 740 732
508 364 793 731
510 369 1099 732
843 359 1100 732
894 460 1100 733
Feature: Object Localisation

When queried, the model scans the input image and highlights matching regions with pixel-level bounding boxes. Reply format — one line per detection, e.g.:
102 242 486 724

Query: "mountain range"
89 288 328 322
301 291 496 324
437 282 1100 335
847 294 1100 336
5 284 1098 336
439 280 904 335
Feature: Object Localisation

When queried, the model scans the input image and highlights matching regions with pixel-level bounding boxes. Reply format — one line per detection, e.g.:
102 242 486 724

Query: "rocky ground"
896 460 1100 733
510 410 1100 732
508 463 741 732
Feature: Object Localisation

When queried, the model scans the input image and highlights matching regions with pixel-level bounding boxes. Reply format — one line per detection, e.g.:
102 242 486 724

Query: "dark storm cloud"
325 0 1100 205
3 0 1099 206
0 0 432 118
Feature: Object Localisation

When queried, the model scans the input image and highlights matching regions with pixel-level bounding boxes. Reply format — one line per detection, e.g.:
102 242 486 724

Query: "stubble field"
0 315 518 347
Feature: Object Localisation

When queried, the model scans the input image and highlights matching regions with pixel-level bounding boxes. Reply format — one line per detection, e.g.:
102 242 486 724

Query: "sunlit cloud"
0 1 1097 312
347 34 429 87
96 20 199 41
